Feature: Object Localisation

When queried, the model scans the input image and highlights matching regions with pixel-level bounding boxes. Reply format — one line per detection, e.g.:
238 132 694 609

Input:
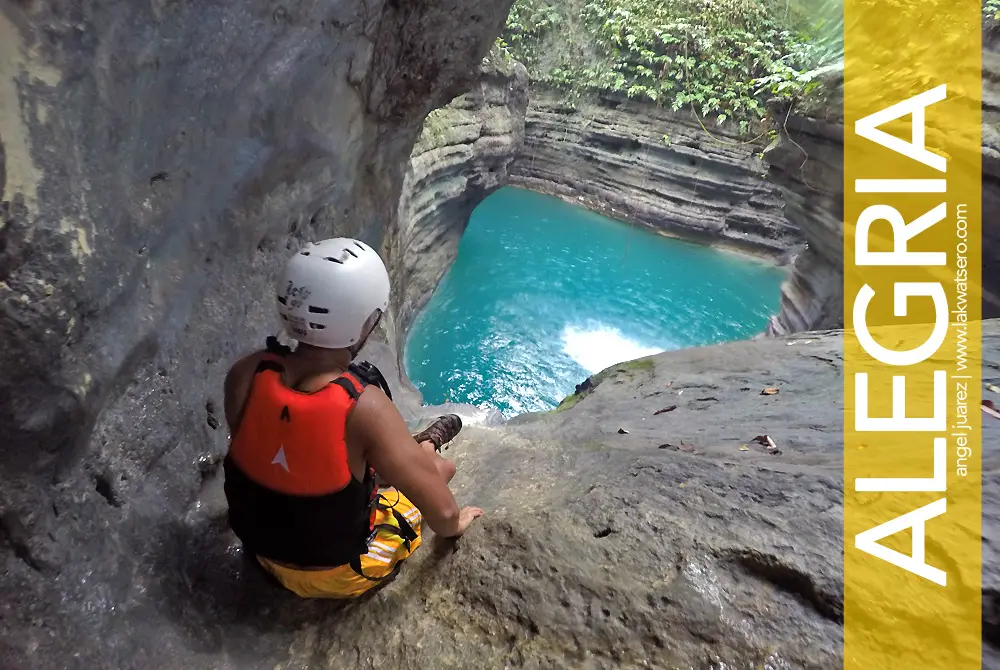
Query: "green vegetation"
553 391 584 412
502 0 843 132
485 37 516 70
416 105 468 148
553 355 656 412
607 356 656 375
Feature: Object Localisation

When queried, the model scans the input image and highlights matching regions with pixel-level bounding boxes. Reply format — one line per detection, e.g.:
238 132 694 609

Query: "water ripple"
405 187 785 418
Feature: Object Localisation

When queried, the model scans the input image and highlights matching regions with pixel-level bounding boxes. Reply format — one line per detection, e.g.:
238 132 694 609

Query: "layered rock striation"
761 96 846 336
510 87 803 258
390 48 528 346
765 28 1000 335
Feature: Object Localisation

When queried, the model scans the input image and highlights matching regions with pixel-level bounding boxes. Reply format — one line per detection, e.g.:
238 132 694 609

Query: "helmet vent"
300 251 310 256
324 256 343 264
308 305 329 314
309 323 326 329
277 296 287 305
354 241 365 250
345 248 358 258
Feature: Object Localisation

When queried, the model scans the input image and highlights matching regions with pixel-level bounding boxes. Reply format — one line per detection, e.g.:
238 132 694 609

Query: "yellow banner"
844 0 983 668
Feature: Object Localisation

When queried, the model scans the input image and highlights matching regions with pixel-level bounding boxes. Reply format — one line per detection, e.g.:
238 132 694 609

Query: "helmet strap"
348 310 383 360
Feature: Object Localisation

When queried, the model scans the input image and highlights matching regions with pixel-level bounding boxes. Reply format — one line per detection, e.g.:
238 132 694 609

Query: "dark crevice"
726 548 843 623
807 354 840 369
515 613 539 637
984 586 1000 649
205 400 219 430
0 512 45 572
593 527 614 539
94 473 122 507
0 132 5 198
0 194 30 283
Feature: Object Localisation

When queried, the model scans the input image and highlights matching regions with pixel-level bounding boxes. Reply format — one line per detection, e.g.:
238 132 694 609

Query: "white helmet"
275 238 390 349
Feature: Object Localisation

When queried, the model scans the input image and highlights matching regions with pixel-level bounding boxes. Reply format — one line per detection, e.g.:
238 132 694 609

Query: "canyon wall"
762 95 847 336
390 48 528 346
510 87 803 258
0 1 514 667
765 30 1000 335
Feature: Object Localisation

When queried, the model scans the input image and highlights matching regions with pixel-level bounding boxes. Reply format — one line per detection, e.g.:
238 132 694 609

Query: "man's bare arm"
348 387 466 537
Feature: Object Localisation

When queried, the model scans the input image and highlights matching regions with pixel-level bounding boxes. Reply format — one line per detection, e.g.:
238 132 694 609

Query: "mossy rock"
553 354 656 412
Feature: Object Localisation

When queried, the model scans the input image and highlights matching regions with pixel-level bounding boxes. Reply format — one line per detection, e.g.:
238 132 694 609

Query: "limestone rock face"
0 1 514 666
766 31 1000 335
762 109 846 336
510 88 802 258
391 50 529 343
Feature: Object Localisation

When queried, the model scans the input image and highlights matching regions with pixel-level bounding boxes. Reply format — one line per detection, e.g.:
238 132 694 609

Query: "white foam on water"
560 324 664 374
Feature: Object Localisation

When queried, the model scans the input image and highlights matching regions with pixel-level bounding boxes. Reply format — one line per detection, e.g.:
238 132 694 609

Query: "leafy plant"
485 37 515 67
502 0 845 133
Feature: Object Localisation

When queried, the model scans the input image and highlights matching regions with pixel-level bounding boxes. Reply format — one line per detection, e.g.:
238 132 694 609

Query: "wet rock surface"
510 88 802 258
8 322 988 670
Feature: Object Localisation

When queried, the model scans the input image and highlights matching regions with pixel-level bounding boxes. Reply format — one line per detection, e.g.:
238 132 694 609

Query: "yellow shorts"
256 488 423 599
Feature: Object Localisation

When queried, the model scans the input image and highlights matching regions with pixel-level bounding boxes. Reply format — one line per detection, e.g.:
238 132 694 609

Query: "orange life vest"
223 346 394 569
228 353 365 495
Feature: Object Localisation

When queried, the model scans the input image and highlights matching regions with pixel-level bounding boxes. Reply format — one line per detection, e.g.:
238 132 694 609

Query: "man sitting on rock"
221 237 483 598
